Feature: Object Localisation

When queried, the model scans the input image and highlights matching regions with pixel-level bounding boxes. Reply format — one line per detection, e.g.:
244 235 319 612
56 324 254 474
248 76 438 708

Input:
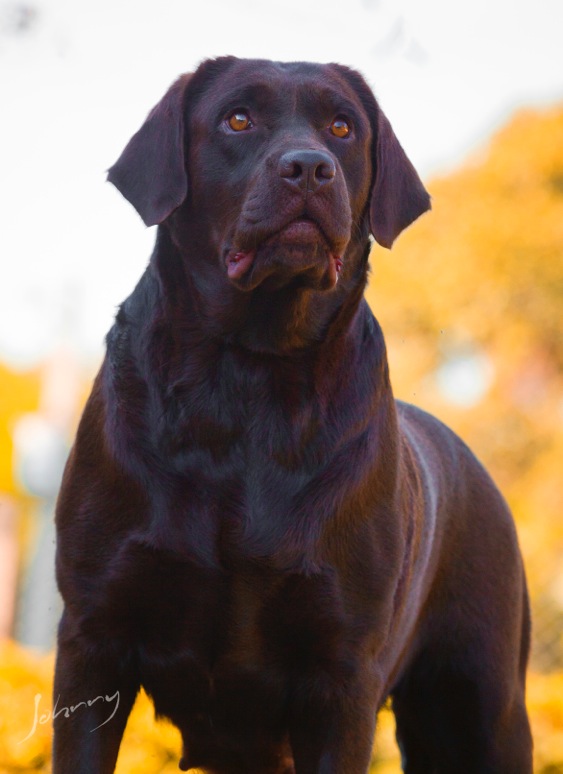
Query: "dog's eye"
227 111 253 132
329 117 351 139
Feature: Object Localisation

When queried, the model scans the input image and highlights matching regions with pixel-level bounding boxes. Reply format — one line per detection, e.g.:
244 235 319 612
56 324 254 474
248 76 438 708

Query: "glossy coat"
53 57 532 774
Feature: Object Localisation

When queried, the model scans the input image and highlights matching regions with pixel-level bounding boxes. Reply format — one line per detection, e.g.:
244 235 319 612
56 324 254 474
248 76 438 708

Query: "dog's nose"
278 150 336 193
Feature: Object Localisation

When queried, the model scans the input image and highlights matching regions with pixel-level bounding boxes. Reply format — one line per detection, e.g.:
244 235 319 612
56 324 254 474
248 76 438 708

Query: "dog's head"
108 57 429 298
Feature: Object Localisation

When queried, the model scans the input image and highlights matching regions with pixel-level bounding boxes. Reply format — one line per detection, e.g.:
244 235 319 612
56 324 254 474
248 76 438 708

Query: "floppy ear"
370 110 431 249
107 74 192 226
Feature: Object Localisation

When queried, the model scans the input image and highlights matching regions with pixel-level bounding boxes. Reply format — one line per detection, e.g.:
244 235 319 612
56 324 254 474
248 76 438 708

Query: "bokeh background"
1 0 562 771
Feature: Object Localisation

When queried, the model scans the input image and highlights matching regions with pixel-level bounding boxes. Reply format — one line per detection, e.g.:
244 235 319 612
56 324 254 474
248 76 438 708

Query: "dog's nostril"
285 161 304 180
278 150 336 192
316 160 336 181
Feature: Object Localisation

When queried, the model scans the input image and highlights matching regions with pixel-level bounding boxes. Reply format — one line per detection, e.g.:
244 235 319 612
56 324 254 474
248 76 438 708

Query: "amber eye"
329 116 351 138
227 111 253 132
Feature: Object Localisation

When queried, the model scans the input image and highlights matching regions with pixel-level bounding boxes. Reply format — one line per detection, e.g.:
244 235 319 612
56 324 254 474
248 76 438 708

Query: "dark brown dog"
53 57 533 774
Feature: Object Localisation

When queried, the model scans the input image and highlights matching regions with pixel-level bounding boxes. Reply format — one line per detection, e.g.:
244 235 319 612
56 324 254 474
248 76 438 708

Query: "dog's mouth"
225 219 344 291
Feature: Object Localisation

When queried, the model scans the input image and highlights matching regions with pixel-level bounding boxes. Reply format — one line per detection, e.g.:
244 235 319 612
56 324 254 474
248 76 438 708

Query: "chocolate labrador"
53 57 533 774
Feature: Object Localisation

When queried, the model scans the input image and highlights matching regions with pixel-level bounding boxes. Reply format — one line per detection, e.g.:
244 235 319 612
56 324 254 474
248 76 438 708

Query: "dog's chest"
126 544 352 726
161 346 333 482
106 351 373 718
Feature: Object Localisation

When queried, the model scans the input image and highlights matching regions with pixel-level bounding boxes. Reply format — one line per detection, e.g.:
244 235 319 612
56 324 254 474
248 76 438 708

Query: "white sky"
1 0 562 369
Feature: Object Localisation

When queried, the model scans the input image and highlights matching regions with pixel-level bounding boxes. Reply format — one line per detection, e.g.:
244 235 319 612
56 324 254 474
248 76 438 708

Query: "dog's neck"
152 224 372 356
115 226 398 484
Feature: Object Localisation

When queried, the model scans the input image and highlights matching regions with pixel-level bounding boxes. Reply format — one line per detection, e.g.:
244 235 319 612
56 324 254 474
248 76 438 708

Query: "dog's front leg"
52 612 139 774
288 675 379 774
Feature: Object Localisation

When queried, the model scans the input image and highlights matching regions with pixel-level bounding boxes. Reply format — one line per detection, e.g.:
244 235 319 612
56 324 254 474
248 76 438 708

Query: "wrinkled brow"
206 81 281 119
202 79 366 128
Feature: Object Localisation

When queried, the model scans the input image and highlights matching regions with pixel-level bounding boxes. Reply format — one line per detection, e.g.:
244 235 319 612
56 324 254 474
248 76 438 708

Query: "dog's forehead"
191 58 371 121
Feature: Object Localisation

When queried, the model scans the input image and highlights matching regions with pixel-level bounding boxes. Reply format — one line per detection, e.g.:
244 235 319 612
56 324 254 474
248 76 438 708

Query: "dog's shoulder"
396 400 516 538
396 400 465 463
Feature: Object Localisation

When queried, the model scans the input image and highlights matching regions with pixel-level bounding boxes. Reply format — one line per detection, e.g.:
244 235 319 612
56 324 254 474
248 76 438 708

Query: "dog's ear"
107 74 192 227
370 110 431 249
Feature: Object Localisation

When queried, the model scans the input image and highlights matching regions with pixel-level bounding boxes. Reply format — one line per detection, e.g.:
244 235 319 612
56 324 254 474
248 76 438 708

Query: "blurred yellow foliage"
1 641 563 772
367 103 563 671
0 364 41 494
1 104 562 772
0 641 53 771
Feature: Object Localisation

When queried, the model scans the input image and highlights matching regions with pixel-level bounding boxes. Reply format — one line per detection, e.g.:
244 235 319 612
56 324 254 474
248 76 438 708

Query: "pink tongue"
326 254 343 288
227 250 255 280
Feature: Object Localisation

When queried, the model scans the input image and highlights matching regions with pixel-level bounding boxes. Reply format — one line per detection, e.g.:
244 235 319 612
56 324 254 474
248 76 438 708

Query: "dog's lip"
265 217 325 245
225 218 344 288
226 249 256 280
